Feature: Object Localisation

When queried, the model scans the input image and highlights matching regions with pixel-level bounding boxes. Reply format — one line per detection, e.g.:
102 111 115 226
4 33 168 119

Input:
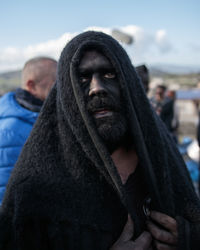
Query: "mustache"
86 95 121 113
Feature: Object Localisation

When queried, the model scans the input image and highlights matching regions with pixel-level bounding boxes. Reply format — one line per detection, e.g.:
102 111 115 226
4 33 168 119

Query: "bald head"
22 57 57 101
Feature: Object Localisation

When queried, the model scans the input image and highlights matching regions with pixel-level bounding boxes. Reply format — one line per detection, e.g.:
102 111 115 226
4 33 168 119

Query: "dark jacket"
0 32 200 250
150 96 174 132
160 98 175 132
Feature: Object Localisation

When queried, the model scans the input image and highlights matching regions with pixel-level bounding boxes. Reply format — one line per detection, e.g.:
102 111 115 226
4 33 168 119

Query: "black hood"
56 31 196 211
1 31 200 249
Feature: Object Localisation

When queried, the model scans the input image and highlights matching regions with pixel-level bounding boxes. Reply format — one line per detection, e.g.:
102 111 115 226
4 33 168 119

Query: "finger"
150 211 177 234
154 240 177 250
118 214 134 242
134 231 152 249
147 221 177 245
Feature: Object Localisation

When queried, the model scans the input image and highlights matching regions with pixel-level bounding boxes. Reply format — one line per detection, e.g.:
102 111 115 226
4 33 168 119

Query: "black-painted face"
78 50 128 153
78 50 120 113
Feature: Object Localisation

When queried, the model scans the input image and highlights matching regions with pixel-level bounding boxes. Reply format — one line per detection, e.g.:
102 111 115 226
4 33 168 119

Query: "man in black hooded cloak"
0 31 200 250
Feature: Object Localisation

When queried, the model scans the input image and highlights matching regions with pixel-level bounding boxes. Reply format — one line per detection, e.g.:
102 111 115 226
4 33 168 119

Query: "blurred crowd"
136 64 200 195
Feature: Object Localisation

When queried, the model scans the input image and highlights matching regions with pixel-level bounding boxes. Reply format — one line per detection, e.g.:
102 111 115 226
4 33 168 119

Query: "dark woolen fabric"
15 88 43 112
0 31 200 250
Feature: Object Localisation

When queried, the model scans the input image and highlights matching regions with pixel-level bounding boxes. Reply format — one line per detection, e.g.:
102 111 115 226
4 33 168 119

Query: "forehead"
78 50 113 71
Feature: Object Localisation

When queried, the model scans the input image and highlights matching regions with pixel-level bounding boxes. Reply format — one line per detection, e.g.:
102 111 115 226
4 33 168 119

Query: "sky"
0 0 200 72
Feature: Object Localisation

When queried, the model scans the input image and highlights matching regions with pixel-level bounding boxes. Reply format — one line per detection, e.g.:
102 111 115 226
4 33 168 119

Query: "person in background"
150 85 175 136
150 85 167 116
0 56 57 204
135 64 149 94
166 89 179 142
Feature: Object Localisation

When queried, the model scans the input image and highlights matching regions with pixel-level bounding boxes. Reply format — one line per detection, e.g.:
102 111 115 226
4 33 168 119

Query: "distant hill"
149 67 200 88
0 70 21 95
150 64 200 75
0 65 200 96
0 70 21 79
149 67 167 77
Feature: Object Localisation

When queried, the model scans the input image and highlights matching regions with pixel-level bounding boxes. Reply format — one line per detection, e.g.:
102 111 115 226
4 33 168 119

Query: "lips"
93 108 113 118
87 96 119 119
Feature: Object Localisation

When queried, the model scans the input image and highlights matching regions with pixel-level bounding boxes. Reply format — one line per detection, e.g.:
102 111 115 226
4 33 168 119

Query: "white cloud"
155 29 172 53
0 32 76 72
83 25 173 65
119 25 154 63
0 26 174 72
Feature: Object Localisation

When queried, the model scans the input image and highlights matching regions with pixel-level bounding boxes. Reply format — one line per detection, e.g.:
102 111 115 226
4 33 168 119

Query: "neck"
111 146 138 184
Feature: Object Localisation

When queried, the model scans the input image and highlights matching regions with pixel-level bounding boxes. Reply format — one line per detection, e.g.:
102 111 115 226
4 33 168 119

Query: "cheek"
39 87 49 100
109 85 121 99
83 86 90 98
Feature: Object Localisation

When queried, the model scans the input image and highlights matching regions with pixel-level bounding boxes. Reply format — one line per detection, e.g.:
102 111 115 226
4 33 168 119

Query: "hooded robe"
0 31 200 250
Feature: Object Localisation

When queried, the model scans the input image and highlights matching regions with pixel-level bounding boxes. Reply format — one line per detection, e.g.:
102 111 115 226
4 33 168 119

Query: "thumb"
118 214 134 242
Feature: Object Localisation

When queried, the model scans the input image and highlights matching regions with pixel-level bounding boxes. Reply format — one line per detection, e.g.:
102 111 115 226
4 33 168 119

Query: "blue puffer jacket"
0 92 38 204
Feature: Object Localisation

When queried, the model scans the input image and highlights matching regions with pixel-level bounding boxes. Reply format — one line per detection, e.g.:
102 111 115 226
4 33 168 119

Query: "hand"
147 211 178 250
110 214 152 250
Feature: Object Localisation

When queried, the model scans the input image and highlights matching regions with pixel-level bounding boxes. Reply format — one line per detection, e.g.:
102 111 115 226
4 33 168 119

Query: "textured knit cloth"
0 31 200 250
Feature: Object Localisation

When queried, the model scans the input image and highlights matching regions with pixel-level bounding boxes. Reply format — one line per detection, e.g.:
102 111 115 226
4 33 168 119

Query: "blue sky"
0 0 199 72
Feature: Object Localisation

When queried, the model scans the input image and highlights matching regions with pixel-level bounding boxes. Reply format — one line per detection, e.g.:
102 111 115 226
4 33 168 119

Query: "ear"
25 80 37 95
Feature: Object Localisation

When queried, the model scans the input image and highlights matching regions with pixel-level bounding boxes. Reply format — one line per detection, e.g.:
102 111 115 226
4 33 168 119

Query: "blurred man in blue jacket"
0 56 57 204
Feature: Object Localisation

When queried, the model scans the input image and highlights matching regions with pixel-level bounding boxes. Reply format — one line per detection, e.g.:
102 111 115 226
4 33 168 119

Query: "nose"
89 74 106 97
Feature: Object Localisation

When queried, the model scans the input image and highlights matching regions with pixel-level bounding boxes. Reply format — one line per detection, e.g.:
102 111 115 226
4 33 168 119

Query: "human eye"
80 76 89 83
79 73 90 83
104 72 116 79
